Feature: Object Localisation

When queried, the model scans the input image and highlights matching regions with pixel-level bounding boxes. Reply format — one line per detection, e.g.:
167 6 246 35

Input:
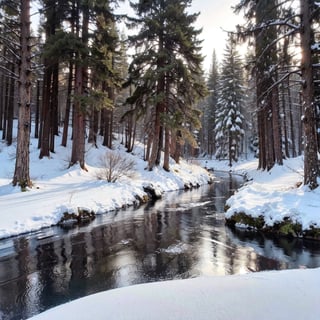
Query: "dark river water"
1 172 320 320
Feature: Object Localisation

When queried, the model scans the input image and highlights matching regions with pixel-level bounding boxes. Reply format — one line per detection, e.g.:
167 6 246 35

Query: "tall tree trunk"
300 0 318 189
0 74 3 131
148 105 161 170
50 62 59 152
61 1 77 147
148 15 165 170
106 86 115 149
61 61 74 147
88 106 96 145
145 134 152 162
272 86 283 165
2 74 9 141
163 126 170 171
257 110 266 169
70 63 86 169
70 1 88 170
88 107 99 147
13 0 32 188
102 109 112 148
6 62 15 146
255 0 281 170
39 65 52 158
34 79 41 139
173 130 182 164
287 78 296 157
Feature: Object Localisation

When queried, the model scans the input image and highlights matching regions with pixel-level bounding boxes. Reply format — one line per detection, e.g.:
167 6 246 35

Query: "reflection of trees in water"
227 228 320 270
0 237 33 319
137 209 196 281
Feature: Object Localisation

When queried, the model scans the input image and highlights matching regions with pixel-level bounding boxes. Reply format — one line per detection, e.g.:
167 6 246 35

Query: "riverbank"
202 157 320 239
2 124 320 240
0 134 211 239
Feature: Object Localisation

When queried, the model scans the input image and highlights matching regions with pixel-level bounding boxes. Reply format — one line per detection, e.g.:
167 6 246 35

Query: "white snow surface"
202 156 320 230
0 133 210 239
232 158 320 229
28 267 320 320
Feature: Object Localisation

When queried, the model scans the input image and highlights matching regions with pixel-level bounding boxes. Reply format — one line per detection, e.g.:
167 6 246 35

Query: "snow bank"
0 135 211 239
28 267 320 320
203 156 320 232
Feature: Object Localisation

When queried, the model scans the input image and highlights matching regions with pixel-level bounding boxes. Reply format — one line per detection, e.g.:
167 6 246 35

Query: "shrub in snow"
97 151 136 182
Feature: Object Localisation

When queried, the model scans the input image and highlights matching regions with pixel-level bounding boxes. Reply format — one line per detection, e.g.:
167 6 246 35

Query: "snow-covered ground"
0 132 211 239
2 125 319 238
203 157 320 231
28 267 320 320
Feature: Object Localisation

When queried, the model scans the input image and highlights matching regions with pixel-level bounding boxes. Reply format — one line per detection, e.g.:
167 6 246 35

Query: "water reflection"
0 173 320 320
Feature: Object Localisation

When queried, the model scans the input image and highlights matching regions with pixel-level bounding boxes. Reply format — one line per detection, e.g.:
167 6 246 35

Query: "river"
1 172 320 320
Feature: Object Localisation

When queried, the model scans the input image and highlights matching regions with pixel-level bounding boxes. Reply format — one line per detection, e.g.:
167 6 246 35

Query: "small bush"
97 151 136 182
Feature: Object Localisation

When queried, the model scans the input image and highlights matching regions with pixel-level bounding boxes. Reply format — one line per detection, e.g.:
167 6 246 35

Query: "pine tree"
201 50 219 156
126 0 206 171
214 35 245 166
89 3 122 149
235 0 285 170
39 0 69 158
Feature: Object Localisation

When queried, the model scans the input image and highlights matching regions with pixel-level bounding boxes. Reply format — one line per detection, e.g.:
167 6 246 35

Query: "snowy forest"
0 0 319 190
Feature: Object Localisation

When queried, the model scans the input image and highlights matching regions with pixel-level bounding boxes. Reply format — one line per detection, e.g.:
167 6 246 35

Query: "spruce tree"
214 35 245 166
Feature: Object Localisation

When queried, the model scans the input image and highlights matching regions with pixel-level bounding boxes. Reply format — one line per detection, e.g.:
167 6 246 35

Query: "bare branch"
0 64 18 79
257 68 301 102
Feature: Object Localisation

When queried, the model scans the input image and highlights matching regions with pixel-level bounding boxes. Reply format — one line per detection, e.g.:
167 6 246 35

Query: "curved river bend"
1 173 320 320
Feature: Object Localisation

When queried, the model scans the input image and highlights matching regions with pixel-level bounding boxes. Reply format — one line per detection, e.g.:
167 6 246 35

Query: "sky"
115 0 244 74
190 0 243 72
30 0 243 74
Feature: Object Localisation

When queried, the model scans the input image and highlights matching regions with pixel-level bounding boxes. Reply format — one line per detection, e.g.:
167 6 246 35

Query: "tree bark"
61 61 73 147
39 64 52 158
6 62 15 146
300 0 318 189
70 1 89 170
34 79 41 139
70 63 86 169
255 0 282 170
2 74 9 141
13 0 32 188
163 126 170 171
